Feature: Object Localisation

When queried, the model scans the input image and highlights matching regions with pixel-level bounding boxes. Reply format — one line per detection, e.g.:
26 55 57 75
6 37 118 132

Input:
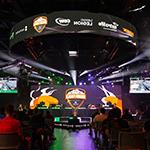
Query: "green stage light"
69 82 72 86
56 81 60 85
54 117 60 122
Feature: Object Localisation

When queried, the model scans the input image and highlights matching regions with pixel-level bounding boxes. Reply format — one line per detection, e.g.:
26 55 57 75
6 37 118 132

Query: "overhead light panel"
68 51 78 57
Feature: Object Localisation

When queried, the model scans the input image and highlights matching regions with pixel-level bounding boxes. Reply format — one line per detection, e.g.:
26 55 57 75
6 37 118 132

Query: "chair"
0 133 21 150
118 131 146 150
128 121 145 132
145 132 150 150
109 128 120 150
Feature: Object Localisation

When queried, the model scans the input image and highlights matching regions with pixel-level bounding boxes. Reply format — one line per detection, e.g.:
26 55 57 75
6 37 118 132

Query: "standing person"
93 108 108 123
93 108 108 140
44 111 56 140
30 109 45 149
88 109 100 135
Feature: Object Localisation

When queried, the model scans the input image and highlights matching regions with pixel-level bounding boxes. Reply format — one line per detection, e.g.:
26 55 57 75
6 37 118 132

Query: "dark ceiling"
0 0 150 83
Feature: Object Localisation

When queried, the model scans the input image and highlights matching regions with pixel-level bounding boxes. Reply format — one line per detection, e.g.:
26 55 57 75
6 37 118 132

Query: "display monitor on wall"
130 77 150 93
0 77 18 93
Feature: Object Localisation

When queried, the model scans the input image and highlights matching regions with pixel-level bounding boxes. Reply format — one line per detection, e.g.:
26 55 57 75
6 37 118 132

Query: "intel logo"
55 18 71 26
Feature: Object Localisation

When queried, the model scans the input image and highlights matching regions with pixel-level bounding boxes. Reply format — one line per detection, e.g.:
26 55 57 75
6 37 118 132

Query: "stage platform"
54 117 91 129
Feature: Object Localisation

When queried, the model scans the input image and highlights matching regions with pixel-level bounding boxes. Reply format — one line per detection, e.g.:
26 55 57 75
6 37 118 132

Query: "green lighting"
56 81 60 85
54 117 60 122
0 90 18 93
69 82 72 86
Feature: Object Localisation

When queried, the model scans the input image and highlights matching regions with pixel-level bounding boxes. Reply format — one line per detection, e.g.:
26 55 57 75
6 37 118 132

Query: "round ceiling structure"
9 11 137 72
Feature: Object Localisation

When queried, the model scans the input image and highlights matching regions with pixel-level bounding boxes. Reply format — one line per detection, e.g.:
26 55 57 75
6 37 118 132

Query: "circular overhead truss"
10 11 137 47
9 11 137 71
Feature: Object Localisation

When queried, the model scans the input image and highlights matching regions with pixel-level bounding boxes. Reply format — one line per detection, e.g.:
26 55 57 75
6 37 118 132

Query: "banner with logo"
10 11 137 47
29 85 122 111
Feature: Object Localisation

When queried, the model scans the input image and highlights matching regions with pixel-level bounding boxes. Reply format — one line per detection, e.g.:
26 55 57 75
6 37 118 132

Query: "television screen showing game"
0 77 18 93
130 77 150 93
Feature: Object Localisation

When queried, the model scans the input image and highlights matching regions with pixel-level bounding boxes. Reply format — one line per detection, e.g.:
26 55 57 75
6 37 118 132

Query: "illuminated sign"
65 88 86 99
30 87 59 109
98 85 122 112
33 16 48 33
55 18 71 26
15 26 28 35
123 28 134 37
73 19 93 26
10 11 137 48
65 88 86 109
98 21 118 31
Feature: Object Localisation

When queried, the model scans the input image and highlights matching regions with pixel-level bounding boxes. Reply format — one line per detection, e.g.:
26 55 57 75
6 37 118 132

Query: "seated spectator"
142 105 150 120
0 107 5 119
0 104 22 139
122 108 134 121
0 105 30 149
144 119 150 133
102 107 129 139
93 108 108 123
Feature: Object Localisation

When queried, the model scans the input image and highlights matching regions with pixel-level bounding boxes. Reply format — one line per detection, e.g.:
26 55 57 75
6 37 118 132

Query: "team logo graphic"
65 88 86 109
30 87 58 109
98 85 122 111
33 16 48 33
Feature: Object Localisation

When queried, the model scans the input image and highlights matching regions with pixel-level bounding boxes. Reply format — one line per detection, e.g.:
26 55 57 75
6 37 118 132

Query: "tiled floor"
49 128 98 150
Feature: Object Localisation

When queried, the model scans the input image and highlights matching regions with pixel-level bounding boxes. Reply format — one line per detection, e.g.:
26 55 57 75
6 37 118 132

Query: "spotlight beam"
22 58 70 76
69 70 77 85
79 61 117 77
0 51 15 61
119 49 150 68
1 64 49 81
99 65 143 81
29 73 49 81
0 51 70 77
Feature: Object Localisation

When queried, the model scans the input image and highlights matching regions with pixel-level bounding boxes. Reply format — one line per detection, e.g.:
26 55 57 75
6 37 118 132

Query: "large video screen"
29 84 122 110
0 77 18 93
130 77 150 93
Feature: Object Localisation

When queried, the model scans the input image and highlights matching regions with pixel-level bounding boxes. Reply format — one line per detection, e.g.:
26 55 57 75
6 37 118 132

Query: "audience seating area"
0 133 20 150
91 119 150 150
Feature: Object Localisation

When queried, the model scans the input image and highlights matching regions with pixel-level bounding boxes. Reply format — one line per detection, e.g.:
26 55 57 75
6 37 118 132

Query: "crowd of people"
0 104 55 150
89 104 150 149
0 103 150 150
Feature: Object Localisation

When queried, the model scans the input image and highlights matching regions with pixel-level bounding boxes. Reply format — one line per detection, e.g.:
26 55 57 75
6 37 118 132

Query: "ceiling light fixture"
68 51 78 57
